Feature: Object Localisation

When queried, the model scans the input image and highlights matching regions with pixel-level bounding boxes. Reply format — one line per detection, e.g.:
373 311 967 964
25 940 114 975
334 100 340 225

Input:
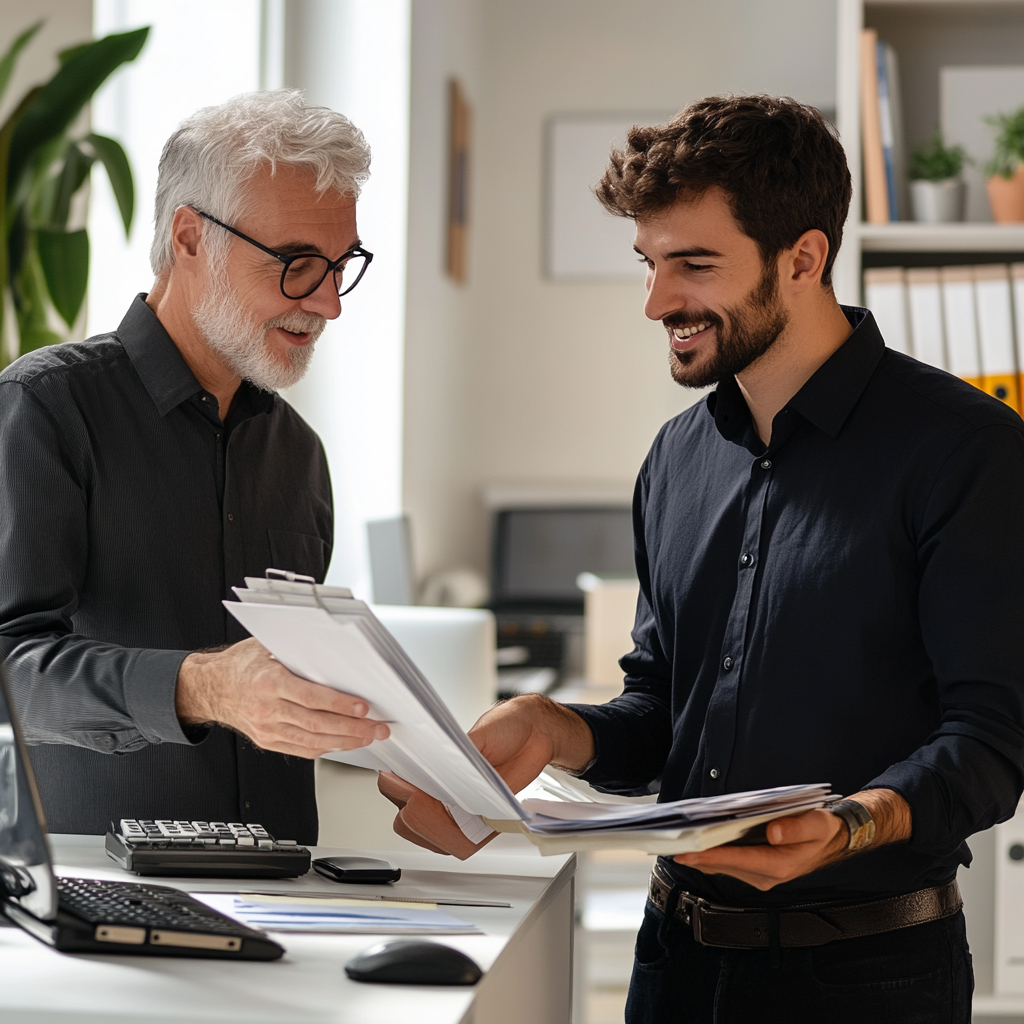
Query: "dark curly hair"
595 95 852 286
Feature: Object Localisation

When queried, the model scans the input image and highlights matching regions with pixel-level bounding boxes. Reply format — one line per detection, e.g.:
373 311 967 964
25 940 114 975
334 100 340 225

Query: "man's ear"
786 229 830 291
169 206 206 268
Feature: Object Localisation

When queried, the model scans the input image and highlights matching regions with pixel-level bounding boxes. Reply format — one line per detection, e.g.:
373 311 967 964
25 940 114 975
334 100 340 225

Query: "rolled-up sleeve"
0 377 191 753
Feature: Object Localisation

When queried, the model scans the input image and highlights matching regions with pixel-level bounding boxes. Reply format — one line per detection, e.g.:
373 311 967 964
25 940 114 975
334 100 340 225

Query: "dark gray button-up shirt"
0 296 332 843
569 308 1024 905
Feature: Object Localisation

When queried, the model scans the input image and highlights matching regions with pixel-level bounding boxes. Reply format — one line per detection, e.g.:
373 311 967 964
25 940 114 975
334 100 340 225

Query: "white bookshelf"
833 0 1024 305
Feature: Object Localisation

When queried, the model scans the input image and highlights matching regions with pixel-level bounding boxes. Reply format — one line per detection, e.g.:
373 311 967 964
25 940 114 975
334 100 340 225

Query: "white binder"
974 264 1020 411
906 268 946 369
864 267 911 354
940 266 982 388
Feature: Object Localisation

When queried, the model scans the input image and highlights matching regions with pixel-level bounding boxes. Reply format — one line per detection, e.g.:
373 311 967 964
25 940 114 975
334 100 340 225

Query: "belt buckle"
677 892 707 944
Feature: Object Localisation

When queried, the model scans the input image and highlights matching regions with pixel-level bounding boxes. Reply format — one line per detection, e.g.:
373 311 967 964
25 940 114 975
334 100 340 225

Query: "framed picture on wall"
545 113 673 280
447 79 472 283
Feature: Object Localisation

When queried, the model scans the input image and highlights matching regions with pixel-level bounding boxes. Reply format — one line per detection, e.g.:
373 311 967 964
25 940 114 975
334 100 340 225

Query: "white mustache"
265 313 326 337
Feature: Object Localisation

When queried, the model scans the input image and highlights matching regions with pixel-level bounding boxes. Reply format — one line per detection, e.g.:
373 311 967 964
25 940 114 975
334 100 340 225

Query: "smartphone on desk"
312 856 402 884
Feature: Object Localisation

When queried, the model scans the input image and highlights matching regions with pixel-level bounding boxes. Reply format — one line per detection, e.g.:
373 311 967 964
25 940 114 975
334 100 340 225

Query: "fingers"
378 771 415 809
673 811 846 890
273 697 389 742
388 789 495 860
765 809 836 846
392 810 450 855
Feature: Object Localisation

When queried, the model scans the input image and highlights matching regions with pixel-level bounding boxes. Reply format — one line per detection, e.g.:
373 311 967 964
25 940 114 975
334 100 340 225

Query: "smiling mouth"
276 327 311 345
670 321 712 349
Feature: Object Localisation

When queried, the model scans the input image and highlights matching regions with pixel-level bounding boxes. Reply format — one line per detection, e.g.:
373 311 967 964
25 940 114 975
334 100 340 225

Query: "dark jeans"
625 900 973 1024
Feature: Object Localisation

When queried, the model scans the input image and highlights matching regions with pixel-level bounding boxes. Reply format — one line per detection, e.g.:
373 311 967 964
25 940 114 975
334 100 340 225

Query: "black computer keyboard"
106 819 311 878
52 877 283 959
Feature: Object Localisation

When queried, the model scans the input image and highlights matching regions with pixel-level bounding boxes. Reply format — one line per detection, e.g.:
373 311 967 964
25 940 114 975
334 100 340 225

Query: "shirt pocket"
267 528 329 583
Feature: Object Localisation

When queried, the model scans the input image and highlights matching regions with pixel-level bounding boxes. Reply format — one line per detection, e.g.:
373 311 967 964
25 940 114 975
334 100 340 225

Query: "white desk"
0 835 576 1024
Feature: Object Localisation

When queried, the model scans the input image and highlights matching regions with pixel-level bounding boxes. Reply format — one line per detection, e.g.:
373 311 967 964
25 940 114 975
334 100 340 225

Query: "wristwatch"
829 799 876 853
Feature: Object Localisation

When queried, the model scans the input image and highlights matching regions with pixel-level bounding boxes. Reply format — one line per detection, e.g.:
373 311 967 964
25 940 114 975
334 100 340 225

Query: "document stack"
864 263 1024 412
226 575 831 855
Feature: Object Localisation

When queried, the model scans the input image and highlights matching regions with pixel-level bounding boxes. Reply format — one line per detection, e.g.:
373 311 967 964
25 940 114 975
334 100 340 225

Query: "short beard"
192 262 326 393
666 261 789 389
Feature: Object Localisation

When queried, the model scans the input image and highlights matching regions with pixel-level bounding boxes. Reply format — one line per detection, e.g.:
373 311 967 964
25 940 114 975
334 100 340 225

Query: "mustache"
264 311 327 340
662 310 724 331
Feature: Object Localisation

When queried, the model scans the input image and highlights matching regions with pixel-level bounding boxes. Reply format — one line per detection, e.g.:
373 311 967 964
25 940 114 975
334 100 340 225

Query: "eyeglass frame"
191 207 374 299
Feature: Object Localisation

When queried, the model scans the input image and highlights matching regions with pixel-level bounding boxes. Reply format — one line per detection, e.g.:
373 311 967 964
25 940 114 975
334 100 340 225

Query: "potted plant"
0 21 148 366
985 105 1024 223
908 129 966 223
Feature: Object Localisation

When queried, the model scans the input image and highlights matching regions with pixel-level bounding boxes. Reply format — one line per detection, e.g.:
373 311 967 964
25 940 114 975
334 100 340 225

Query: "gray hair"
150 89 371 274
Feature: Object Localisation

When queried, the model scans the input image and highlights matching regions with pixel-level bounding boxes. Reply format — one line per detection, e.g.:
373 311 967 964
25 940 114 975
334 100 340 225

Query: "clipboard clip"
266 568 316 584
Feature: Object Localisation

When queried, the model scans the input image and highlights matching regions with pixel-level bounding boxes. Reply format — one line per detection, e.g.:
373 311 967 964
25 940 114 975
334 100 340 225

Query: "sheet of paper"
191 892 478 934
225 601 521 819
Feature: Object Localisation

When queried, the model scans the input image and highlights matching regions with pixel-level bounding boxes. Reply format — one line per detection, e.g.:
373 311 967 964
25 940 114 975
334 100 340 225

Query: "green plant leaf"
56 42 91 66
0 85 42 363
85 133 133 235
49 141 93 229
18 323 62 353
6 26 149 202
0 21 43 109
36 226 87 327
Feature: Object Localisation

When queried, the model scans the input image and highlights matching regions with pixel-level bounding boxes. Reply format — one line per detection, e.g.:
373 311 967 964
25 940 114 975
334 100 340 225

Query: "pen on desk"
204 890 513 908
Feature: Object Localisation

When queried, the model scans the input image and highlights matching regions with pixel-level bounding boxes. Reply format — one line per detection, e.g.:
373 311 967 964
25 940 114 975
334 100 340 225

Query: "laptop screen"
0 669 57 921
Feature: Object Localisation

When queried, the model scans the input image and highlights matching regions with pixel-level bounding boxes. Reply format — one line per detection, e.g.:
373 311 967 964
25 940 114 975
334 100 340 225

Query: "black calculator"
105 819 311 879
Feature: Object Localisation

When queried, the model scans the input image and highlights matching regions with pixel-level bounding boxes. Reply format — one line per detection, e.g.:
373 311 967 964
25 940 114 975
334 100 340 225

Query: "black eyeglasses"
193 209 373 299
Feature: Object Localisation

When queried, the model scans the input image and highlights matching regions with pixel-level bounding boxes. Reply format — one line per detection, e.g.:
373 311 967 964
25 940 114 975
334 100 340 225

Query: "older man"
0 91 388 844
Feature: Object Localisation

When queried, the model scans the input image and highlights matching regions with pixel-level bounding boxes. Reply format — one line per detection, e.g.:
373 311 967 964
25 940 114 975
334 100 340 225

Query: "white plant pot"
910 177 965 223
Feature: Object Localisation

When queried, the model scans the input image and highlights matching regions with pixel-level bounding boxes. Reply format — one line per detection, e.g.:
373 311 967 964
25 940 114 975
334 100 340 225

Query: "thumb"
766 809 834 846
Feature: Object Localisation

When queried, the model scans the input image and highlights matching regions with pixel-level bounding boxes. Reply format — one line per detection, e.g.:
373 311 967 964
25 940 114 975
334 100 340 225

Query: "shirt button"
215 433 221 441
761 459 772 470
201 396 208 402
740 552 753 567
227 513 234 522
709 768 719 779
723 656 734 671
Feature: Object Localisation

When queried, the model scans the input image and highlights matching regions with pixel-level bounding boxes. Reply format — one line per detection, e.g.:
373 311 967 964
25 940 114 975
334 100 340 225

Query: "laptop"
0 668 283 960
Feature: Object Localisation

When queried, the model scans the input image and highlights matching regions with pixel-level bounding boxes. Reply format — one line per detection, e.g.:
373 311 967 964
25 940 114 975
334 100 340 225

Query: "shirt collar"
117 293 275 418
708 306 885 450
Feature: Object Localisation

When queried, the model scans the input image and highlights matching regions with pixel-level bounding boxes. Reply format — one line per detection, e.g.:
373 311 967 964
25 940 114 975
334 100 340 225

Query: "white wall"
403 0 838 582
282 0 410 598
402 0 487 586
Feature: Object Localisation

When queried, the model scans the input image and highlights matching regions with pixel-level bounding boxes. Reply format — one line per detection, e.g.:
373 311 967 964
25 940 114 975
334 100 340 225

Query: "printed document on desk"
225 578 831 853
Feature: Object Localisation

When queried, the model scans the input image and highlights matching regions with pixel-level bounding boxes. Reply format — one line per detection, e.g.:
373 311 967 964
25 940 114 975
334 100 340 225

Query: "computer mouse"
344 939 483 985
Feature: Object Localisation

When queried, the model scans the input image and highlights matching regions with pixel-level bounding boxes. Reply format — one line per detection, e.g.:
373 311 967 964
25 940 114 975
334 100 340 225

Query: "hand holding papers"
225 576 832 855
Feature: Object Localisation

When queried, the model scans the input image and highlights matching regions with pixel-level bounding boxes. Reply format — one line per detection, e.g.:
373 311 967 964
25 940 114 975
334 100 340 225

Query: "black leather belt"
648 861 961 949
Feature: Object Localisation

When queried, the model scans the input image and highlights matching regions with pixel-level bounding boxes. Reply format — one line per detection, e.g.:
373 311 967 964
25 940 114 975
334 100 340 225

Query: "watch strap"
829 799 875 853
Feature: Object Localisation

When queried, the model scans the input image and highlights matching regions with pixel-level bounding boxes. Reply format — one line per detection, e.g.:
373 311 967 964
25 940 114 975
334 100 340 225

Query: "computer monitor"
0 668 57 923
490 506 634 613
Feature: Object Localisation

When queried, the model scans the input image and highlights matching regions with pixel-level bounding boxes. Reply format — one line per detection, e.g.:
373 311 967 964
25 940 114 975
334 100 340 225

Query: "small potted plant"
985 105 1024 222
909 129 966 223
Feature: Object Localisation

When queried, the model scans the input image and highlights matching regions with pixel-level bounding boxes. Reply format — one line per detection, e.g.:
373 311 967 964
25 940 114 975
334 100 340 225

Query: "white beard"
192 266 326 392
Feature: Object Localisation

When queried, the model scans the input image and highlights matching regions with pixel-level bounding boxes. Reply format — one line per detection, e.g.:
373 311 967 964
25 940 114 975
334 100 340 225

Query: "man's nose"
644 268 686 323
301 272 343 320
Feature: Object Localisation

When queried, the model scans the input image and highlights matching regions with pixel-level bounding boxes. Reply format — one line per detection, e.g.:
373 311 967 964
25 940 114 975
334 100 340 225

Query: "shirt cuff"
122 648 195 746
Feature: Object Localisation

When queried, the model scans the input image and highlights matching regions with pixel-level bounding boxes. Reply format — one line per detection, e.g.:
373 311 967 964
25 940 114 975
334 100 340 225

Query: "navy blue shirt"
568 308 1024 906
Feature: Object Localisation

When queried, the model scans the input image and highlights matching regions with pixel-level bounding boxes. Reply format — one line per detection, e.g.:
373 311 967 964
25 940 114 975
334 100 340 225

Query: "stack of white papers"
225 578 832 854
191 892 477 934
